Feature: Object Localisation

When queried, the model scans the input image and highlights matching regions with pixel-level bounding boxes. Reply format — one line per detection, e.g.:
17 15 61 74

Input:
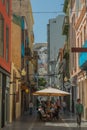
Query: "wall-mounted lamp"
21 68 26 76
9 81 16 84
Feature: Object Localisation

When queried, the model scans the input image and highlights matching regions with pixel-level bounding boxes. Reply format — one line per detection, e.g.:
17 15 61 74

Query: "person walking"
29 100 33 115
56 99 61 119
62 100 67 114
76 98 84 127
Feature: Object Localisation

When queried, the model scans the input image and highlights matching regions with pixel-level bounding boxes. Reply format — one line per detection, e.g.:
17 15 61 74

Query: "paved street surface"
2 111 87 130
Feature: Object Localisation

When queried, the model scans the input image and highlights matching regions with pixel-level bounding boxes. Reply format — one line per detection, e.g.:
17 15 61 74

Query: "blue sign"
21 17 25 30
21 43 25 57
79 40 87 69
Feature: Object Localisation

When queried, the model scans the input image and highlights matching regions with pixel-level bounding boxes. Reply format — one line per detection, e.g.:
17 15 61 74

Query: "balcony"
63 50 69 59
62 16 69 35
63 0 70 13
58 60 65 73
25 47 32 60
30 31 34 43
63 42 69 59
12 14 21 26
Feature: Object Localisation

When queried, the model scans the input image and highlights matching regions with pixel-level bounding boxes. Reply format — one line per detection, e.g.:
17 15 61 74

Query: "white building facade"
47 15 66 86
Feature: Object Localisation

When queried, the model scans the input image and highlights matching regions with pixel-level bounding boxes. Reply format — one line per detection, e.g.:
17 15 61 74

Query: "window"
53 20 56 23
84 26 86 42
80 32 82 47
6 0 10 15
0 73 2 88
6 26 9 62
71 0 75 10
0 13 4 57
2 0 5 4
77 37 79 47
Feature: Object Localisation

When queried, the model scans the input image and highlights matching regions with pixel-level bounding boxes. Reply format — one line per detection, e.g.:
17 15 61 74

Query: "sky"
30 0 64 43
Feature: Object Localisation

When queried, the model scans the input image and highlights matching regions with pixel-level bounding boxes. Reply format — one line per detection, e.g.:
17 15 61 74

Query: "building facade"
12 0 34 114
34 43 47 75
62 0 71 111
0 0 11 128
0 0 34 128
9 15 22 123
56 48 64 89
70 0 87 119
33 43 48 89
47 15 66 86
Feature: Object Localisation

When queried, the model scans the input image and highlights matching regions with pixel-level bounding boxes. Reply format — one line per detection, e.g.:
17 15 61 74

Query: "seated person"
38 106 47 119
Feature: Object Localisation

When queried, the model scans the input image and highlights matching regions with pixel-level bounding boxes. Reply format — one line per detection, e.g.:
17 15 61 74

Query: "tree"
38 77 47 87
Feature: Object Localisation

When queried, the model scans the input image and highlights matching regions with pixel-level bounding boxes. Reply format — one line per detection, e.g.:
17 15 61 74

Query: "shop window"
0 13 4 57
6 26 9 62
0 73 2 88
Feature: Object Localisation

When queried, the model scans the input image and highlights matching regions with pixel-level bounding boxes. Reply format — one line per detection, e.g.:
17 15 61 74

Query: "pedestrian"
56 99 61 119
76 98 84 127
56 99 61 108
62 100 67 114
29 100 33 115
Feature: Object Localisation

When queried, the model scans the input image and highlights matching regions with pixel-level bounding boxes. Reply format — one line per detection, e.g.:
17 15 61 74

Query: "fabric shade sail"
33 87 70 97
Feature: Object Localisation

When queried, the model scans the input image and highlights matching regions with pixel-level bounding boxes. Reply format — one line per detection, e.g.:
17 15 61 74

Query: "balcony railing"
62 16 69 35
63 0 70 13
31 31 34 43
25 47 32 60
63 50 69 59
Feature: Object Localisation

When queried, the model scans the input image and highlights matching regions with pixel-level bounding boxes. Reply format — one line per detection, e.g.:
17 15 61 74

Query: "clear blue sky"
30 0 64 43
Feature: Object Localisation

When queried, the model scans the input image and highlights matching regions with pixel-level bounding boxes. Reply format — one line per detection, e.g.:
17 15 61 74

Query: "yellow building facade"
70 0 87 120
10 20 21 122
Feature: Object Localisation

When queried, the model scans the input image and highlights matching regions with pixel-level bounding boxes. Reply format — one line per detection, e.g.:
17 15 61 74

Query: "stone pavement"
2 111 87 130
60 113 87 128
2 112 37 130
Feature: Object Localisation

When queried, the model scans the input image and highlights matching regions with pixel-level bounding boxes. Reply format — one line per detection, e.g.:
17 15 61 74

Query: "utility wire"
13 9 86 14
13 11 63 14
31 9 86 13
31 11 62 14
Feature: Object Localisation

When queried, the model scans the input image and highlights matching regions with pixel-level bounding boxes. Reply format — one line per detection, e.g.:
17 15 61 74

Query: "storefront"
70 76 77 113
0 68 10 128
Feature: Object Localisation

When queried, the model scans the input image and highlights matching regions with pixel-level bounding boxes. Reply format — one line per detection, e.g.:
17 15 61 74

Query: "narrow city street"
2 111 87 130
1 0 87 129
